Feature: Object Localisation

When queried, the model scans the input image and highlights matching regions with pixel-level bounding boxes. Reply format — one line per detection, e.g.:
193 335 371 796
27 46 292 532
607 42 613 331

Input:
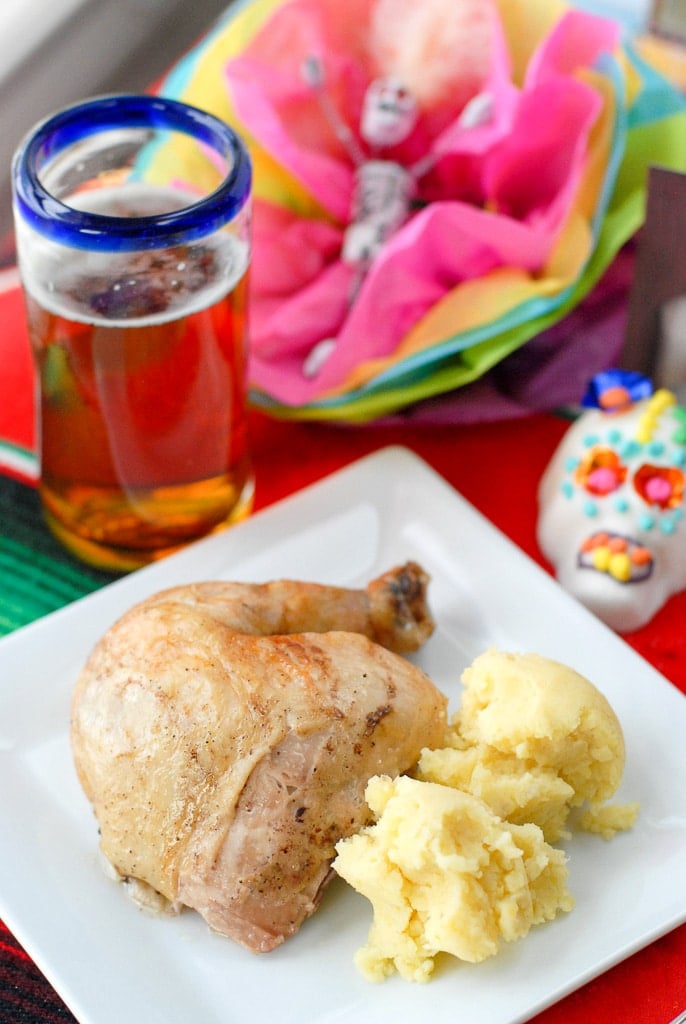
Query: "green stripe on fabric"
0 477 120 636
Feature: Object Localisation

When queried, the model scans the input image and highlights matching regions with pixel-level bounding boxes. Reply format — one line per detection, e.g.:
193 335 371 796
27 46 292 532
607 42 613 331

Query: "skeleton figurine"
303 59 420 270
301 55 492 376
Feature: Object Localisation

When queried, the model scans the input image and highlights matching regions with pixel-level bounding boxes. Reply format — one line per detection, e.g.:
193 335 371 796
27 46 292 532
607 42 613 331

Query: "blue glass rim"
12 94 252 252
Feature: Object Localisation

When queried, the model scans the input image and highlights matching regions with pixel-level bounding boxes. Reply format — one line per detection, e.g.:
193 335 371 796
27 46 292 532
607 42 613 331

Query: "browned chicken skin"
71 563 446 953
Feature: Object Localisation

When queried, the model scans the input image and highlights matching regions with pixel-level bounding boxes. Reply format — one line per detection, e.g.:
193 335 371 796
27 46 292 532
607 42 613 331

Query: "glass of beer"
12 94 254 572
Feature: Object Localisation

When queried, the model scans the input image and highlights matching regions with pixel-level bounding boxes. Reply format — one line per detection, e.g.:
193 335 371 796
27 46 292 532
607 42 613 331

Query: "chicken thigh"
71 563 447 953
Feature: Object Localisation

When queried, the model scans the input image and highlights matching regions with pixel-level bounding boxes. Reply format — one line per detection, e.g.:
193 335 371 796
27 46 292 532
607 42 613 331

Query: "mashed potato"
333 774 573 983
418 649 639 842
334 650 638 983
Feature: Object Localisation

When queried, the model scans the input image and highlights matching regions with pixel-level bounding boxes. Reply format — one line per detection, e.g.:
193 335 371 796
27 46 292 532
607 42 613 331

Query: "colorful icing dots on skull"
537 371 686 632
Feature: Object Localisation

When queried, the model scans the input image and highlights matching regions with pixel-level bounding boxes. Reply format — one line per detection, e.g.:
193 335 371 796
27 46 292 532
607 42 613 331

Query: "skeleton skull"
360 77 418 149
537 379 686 632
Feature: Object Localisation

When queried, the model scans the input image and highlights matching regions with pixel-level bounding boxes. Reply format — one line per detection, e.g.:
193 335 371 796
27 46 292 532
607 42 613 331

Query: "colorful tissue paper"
158 0 686 421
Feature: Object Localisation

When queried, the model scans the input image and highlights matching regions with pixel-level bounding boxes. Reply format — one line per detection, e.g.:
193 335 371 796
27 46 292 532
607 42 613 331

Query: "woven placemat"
0 477 120 636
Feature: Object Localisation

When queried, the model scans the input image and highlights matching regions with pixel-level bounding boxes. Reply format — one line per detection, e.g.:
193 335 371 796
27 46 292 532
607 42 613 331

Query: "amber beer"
27 237 252 569
13 96 254 570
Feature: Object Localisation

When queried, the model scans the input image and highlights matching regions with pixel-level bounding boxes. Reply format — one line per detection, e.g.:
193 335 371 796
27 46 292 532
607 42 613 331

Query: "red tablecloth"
0 273 684 1024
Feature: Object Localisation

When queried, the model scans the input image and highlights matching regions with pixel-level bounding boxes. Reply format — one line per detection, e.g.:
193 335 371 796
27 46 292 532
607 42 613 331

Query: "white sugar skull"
360 77 418 149
537 374 686 632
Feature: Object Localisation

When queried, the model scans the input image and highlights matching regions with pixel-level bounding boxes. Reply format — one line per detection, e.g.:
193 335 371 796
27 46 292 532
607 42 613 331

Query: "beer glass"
12 94 253 571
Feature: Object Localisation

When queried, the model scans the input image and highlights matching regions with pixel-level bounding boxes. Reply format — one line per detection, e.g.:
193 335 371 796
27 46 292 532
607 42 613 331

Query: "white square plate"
0 447 684 1024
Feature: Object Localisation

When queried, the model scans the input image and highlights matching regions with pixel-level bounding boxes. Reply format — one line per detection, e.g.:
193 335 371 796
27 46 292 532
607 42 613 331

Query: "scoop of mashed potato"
417 649 638 842
333 774 573 983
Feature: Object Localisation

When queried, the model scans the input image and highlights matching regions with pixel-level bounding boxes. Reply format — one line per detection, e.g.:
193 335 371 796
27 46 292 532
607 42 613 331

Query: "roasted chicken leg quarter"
71 563 447 953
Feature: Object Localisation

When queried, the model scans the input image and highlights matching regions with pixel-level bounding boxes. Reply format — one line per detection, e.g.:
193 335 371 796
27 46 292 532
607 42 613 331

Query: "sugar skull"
537 371 686 632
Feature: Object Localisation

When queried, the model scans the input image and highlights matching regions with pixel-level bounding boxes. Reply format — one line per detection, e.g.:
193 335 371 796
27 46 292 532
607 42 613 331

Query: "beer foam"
17 183 249 328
